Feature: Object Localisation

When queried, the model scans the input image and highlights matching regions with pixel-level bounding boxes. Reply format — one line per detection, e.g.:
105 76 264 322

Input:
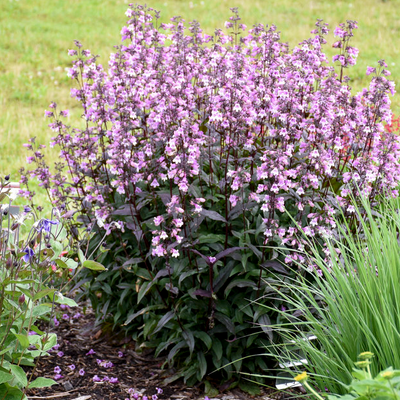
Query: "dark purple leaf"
261 260 290 275
189 249 212 265
157 192 171 206
153 310 175 334
193 289 212 298
61 210 76 219
193 289 211 297
224 279 257 295
213 263 235 293
111 204 136 216
165 283 178 295
155 267 173 280
122 258 143 266
228 201 257 221
215 247 244 261
258 314 273 341
214 312 235 335
200 209 227 223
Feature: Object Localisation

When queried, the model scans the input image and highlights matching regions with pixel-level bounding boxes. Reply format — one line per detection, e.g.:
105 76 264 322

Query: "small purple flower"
86 349 95 355
102 376 110 382
23 206 31 213
57 351 64 357
93 375 101 382
38 218 58 233
53 317 60 327
68 364 75 371
143 397 148 400
73 312 82 319
152 395 158 400
68 49 77 56
22 247 35 263
79 369 85 376
54 366 61 374
156 388 163 394
118 351 124 358
96 359 103 365
105 361 114 368
110 377 118 384
62 314 69 320
60 304 68 310
54 374 63 380
53 344 60 351
28 331 37 336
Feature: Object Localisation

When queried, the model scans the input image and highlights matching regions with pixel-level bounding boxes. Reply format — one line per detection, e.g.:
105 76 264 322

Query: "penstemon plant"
20 4 400 389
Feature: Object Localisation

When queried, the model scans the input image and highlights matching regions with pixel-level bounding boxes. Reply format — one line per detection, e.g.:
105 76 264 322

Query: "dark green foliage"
76 191 288 386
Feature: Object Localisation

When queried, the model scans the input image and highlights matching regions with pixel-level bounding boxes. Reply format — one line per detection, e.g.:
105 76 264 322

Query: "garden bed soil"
25 304 296 400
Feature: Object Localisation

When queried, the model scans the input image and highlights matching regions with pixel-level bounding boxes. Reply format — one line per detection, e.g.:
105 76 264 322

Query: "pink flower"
366 66 376 75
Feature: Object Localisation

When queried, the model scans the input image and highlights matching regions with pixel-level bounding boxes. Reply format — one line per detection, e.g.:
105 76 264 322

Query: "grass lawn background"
1 0 399 205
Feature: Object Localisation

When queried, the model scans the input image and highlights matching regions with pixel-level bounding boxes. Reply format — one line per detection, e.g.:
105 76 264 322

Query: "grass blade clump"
260 196 400 394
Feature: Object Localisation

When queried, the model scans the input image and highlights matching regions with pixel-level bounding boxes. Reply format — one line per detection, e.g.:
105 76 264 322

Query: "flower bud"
355 360 371 368
4 175 10 181
358 351 374 360
18 294 25 304
382 371 394 380
6 257 12 269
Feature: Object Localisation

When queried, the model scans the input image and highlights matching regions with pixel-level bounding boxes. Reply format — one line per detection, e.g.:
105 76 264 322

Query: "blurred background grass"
1 0 399 206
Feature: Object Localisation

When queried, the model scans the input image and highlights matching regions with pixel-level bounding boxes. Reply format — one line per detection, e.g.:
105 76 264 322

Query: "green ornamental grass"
257 195 400 394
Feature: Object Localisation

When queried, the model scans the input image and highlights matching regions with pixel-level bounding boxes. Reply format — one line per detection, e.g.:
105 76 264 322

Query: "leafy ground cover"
25 303 283 400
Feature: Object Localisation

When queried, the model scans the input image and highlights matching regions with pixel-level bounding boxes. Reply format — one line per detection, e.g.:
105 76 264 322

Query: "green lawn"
1 0 399 204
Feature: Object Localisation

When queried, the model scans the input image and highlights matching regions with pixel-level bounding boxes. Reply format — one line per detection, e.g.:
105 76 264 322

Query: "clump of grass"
256 195 400 394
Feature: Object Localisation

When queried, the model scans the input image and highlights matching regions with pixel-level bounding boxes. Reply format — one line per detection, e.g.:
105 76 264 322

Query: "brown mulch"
25 304 298 400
